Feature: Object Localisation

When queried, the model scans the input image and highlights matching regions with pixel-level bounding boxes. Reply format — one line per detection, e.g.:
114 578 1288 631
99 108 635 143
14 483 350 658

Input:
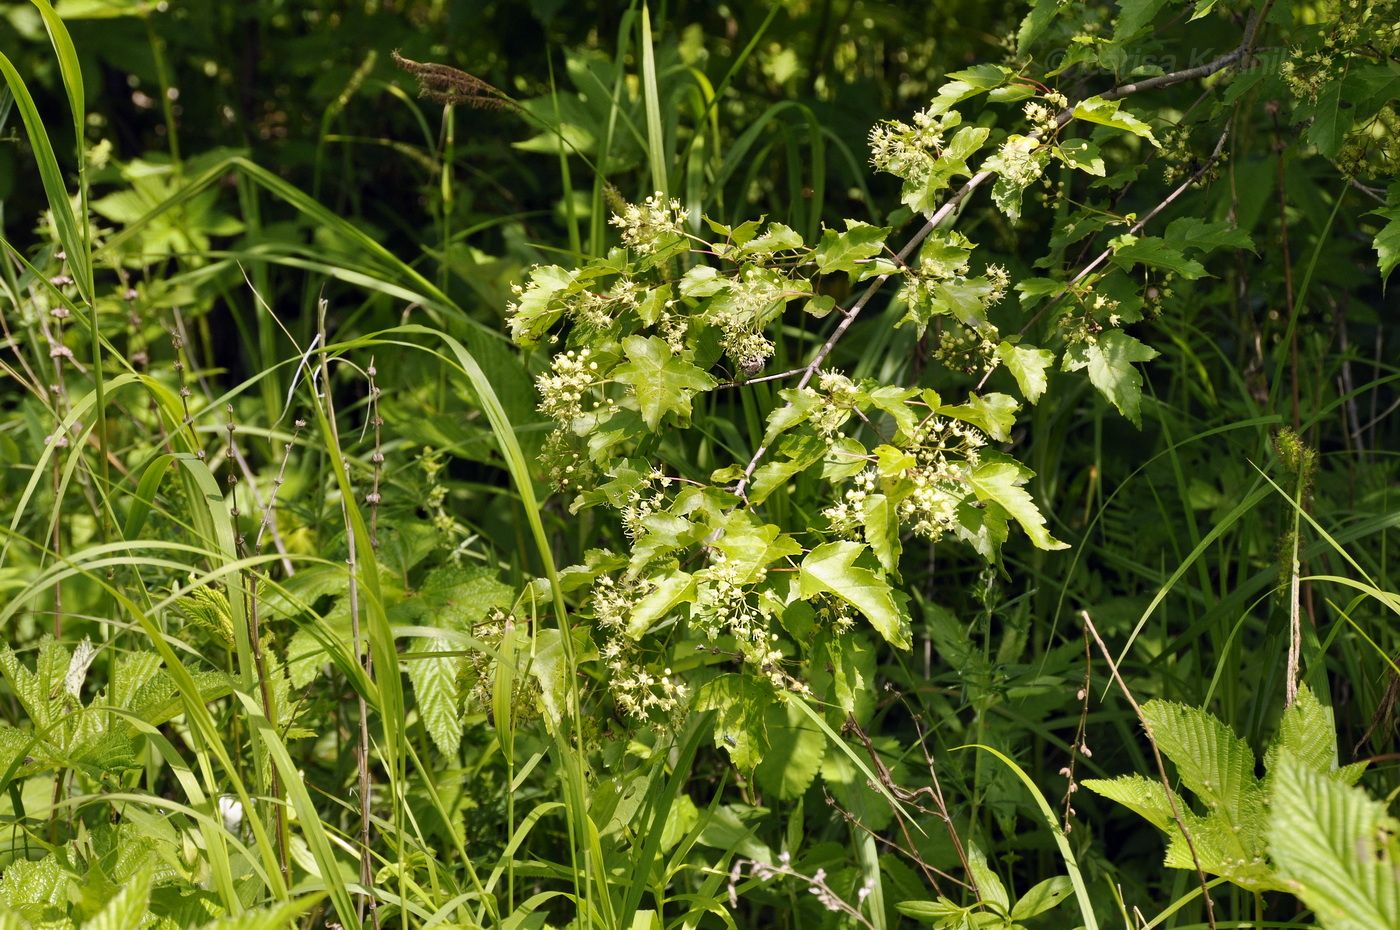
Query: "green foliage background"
0 1 1396 930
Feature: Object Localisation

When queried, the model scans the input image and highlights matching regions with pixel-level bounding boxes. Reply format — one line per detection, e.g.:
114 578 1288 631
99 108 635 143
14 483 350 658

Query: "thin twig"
1081 609 1217 930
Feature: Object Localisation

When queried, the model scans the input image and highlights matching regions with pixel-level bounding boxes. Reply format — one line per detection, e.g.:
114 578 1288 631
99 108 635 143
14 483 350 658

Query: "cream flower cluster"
868 106 963 187
610 192 688 254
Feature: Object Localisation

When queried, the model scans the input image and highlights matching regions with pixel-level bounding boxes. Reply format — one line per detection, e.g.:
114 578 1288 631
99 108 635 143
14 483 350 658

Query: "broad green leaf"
814 220 890 275
800 541 910 648
509 264 577 345
1110 235 1208 279
1374 189 1400 285
995 341 1054 403
1164 217 1255 254
753 699 825 799
627 571 695 636
1270 752 1400 930
940 392 1019 442
967 458 1067 551
1306 80 1347 157
1017 0 1060 54
710 512 803 580
1011 876 1073 920
983 134 1049 221
679 264 728 298
896 898 966 923
737 222 805 257
612 335 717 430
927 64 1012 116
911 126 992 212
1073 96 1160 147
860 493 902 574
966 844 1009 910
762 387 823 444
1082 774 1180 832
1115 0 1170 38
1054 138 1106 176
809 632 875 721
407 635 463 756
1063 330 1158 426
696 674 771 771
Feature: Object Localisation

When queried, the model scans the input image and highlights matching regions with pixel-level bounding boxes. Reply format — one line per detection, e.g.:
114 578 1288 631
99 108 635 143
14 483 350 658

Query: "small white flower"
218 795 244 832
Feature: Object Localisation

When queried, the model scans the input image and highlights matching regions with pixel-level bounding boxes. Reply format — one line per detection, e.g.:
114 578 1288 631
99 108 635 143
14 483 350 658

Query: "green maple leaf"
967 457 1067 551
1373 187 1400 286
800 541 910 648
910 125 991 213
1063 329 1158 426
1110 235 1207 279
995 341 1055 403
612 335 717 430
1072 96 1160 147
1053 138 1106 176
814 220 890 276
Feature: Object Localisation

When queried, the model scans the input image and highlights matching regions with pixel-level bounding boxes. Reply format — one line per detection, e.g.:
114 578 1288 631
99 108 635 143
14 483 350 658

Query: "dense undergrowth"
0 1 1397 929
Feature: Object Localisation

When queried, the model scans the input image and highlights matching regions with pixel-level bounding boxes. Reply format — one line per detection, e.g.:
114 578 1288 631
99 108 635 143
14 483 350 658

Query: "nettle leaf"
84 866 152 930
394 564 514 622
967 457 1067 551
1270 752 1400 930
1082 774 1181 832
1143 699 1266 842
995 341 1054 403
1063 329 1158 426
407 636 464 756
800 541 910 649
1264 685 1366 785
286 628 324 689
1053 138 1106 176
697 674 772 771
814 220 890 276
612 335 717 430
927 64 1013 116
753 699 825 800
1072 96 1160 147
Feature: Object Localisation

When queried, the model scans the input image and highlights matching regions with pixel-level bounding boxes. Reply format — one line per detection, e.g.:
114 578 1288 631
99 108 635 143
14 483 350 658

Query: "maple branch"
733 18 1264 500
